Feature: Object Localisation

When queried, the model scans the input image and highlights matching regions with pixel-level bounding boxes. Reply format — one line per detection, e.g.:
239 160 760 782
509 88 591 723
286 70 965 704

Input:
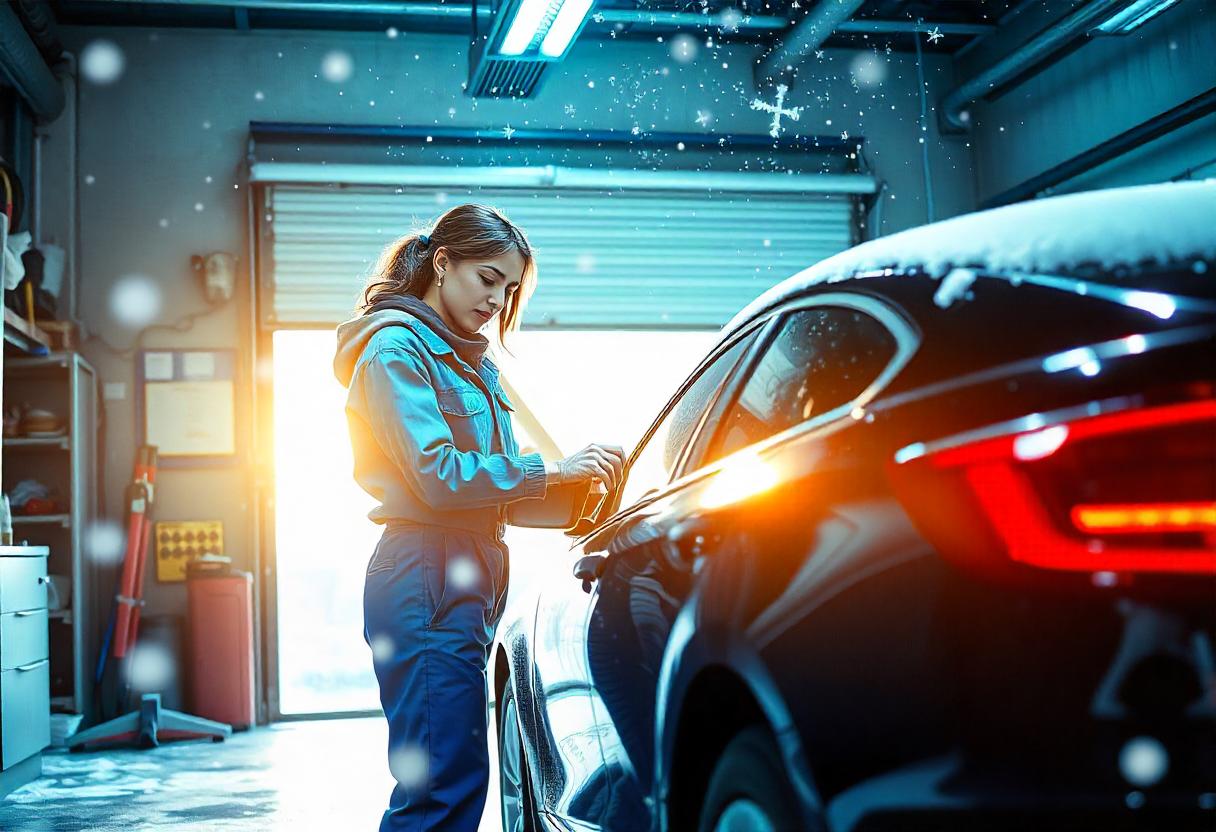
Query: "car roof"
720 180 1216 341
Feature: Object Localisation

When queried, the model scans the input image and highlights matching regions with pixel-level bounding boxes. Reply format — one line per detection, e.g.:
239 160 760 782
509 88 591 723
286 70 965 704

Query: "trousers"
363 522 510 831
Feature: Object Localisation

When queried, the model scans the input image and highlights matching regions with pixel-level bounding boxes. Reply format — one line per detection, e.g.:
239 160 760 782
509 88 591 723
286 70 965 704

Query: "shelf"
12 514 71 527
4 436 70 451
5 351 87 378
4 349 98 720
2 308 52 357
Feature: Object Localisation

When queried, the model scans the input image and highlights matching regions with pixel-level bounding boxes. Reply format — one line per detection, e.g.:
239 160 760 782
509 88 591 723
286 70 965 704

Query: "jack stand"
68 693 232 751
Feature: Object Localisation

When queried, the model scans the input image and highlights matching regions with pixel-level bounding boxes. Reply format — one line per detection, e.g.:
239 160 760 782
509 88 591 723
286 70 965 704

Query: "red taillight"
891 400 1216 576
1071 502 1216 534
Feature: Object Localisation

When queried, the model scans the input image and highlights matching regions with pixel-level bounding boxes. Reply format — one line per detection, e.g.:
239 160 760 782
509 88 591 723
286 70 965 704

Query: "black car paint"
496 268 1216 832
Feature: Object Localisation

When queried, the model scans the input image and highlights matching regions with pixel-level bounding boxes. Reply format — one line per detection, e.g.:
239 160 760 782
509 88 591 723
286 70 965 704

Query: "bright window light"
272 328 715 715
541 0 594 57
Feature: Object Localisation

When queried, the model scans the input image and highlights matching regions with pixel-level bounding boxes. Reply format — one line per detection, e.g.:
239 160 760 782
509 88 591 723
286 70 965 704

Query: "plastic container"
186 564 255 730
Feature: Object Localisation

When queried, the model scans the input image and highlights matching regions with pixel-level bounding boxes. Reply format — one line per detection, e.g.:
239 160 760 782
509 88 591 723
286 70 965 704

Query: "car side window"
708 306 897 463
616 331 758 511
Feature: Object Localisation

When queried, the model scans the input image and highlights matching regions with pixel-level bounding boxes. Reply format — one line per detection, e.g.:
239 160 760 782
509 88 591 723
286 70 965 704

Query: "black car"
493 181 1216 832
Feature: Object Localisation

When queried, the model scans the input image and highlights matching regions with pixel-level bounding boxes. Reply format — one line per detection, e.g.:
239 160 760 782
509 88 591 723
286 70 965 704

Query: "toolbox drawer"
1 659 50 771
0 557 48 614
0 610 49 672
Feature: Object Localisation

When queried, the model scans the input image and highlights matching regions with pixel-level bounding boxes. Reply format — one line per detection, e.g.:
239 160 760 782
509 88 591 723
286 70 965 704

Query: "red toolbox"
186 564 255 730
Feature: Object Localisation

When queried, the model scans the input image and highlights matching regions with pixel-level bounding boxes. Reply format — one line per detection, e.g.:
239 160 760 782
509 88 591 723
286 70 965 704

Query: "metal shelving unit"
3 352 99 720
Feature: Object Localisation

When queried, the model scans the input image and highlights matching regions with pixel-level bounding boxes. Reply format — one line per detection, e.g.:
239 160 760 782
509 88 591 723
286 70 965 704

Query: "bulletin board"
136 349 238 468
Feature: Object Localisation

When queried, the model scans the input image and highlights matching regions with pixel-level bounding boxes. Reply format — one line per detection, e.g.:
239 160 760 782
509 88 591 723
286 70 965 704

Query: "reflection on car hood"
723 180 1216 338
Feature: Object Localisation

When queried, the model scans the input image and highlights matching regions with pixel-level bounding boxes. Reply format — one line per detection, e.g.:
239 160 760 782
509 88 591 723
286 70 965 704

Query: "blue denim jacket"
334 309 548 538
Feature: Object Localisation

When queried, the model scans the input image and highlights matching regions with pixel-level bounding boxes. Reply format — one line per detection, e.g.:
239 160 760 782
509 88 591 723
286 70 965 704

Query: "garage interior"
0 0 1212 829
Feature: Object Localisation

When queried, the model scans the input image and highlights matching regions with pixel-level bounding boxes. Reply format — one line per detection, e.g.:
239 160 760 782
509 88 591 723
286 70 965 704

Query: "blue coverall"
334 307 549 831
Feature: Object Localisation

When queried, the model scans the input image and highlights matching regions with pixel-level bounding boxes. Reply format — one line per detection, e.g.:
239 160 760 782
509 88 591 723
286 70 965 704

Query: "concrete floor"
0 716 504 831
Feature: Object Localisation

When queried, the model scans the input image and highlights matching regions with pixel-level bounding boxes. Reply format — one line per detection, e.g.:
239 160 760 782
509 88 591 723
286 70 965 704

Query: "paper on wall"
144 352 174 381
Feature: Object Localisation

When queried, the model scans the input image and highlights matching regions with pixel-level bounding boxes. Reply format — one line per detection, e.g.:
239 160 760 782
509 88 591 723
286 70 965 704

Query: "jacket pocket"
436 386 487 417
435 385 490 451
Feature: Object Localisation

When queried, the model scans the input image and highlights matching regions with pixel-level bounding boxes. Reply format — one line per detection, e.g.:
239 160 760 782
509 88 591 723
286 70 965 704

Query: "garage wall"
964 0 1216 203
34 25 973 638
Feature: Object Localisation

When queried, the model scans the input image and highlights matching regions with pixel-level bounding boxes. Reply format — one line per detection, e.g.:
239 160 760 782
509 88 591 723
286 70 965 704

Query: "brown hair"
358 203 537 347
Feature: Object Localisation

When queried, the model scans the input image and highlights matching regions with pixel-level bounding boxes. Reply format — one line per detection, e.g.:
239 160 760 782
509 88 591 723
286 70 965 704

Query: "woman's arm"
359 345 548 510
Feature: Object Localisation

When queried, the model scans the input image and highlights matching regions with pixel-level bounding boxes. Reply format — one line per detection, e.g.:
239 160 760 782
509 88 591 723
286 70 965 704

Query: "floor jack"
69 446 232 751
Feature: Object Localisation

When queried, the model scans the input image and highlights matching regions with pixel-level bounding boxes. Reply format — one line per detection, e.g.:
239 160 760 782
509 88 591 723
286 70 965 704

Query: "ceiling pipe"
940 0 1140 132
0 2 65 122
90 0 993 37
755 0 866 87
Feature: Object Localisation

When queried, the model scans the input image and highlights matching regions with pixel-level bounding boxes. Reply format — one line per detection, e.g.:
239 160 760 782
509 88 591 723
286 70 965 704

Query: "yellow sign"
154 521 224 582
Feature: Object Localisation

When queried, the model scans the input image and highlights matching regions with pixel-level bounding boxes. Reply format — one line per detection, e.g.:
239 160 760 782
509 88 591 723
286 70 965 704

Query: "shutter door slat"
267 183 858 328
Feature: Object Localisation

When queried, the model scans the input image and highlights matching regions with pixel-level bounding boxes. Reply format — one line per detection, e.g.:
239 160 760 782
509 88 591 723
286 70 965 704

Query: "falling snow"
750 83 803 139
322 50 354 83
81 40 125 84
110 275 162 328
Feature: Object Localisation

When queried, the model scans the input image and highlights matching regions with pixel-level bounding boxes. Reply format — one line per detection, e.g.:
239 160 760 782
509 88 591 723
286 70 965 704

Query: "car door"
579 294 924 828
527 324 762 830
571 323 767 830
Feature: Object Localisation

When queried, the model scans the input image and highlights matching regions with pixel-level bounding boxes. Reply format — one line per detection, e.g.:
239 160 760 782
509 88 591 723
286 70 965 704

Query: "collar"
393 313 500 381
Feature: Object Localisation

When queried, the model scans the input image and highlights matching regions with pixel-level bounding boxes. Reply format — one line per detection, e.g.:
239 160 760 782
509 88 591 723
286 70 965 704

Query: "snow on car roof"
722 180 1216 336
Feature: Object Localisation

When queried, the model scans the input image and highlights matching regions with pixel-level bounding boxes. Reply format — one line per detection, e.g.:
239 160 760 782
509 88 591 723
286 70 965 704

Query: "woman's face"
426 247 525 336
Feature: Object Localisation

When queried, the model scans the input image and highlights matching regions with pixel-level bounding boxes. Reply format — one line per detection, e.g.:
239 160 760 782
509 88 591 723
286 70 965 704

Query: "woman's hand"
555 444 625 490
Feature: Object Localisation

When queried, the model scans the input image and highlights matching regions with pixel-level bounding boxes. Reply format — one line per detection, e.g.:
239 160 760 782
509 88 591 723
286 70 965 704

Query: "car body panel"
497 254 1216 832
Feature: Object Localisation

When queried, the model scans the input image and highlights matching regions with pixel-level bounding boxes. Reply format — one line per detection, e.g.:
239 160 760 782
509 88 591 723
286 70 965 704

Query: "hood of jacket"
333 309 428 388
333 306 498 389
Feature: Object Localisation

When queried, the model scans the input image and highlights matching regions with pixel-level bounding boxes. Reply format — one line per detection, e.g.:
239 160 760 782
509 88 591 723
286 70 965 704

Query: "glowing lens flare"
700 453 778 510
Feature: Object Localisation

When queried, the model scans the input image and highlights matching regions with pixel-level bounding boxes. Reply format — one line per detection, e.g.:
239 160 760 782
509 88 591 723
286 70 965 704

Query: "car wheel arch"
657 636 825 832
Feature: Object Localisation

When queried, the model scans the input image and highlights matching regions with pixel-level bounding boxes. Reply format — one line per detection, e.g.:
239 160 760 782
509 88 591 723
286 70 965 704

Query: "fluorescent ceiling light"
499 0 555 56
1094 0 1181 33
540 0 593 56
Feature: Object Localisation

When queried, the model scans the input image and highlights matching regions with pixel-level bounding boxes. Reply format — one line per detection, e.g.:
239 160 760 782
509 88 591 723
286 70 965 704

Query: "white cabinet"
0 545 51 799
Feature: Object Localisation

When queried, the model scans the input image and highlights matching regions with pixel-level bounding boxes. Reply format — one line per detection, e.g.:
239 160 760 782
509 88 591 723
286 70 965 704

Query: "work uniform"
334 295 548 831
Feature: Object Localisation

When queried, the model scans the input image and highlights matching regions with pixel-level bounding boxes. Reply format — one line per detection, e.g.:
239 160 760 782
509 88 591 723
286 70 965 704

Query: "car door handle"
666 514 717 564
573 555 607 593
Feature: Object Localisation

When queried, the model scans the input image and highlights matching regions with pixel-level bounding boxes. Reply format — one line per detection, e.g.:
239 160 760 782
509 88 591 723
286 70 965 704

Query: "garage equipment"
70 446 231 750
186 557 256 730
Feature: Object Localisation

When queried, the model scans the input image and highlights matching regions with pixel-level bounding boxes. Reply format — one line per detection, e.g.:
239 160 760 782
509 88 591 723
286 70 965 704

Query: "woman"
333 203 624 831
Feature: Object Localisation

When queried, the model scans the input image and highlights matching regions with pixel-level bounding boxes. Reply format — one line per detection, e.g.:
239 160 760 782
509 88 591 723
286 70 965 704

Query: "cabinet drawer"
1 660 50 770
0 610 48 671
0 557 48 614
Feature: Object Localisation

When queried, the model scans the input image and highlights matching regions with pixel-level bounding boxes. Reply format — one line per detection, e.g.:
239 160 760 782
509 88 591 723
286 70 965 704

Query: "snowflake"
840 130 849 140
814 49 825 59
926 26 944 43
502 124 516 140
750 83 802 139
696 110 712 126
565 104 577 116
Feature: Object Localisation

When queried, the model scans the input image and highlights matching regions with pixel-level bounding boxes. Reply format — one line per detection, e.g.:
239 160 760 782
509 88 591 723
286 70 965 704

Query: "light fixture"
468 0 595 97
1093 0 1181 34
496 0 595 59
